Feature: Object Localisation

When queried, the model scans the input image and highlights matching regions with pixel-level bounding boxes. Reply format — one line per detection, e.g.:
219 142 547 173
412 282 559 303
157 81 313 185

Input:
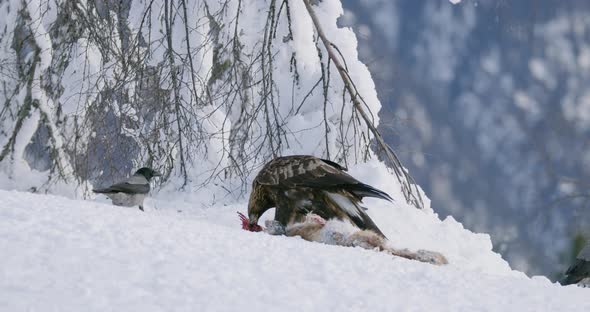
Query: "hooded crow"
562 242 590 287
93 167 161 211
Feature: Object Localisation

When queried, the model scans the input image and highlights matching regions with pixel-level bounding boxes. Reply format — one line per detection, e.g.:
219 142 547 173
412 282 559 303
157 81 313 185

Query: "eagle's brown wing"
255 155 392 201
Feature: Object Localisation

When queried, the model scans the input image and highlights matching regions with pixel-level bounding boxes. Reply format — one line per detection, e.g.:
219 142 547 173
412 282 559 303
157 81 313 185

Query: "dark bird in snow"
93 167 161 211
246 155 392 237
562 242 590 287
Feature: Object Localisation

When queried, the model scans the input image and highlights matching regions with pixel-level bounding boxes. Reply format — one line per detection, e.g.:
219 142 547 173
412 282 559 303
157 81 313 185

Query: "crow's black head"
135 167 162 180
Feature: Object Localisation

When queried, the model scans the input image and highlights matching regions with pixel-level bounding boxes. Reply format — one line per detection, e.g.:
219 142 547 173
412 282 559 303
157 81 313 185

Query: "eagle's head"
247 181 272 228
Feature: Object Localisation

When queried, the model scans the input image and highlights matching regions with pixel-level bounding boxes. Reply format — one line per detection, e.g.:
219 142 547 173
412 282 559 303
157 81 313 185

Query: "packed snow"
1 161 589 311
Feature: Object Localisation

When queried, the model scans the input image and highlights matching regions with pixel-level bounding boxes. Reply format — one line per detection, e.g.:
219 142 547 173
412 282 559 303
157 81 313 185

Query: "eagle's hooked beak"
248 213 259 227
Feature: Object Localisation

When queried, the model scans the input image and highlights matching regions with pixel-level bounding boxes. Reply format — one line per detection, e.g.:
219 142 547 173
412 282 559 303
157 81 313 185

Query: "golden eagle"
247 155 392 237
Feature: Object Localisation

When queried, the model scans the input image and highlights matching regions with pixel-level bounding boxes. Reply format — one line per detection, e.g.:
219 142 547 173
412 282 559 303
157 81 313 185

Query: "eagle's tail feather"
347 183 393 202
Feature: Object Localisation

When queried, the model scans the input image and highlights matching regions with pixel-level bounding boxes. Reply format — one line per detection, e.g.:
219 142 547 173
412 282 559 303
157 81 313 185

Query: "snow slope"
1 187 588 311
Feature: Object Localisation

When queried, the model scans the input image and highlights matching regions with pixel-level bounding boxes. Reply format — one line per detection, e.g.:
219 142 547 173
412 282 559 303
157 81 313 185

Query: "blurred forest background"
340 0 590 277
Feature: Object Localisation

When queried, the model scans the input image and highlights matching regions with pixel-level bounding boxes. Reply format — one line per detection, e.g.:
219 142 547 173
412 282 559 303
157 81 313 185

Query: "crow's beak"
153 171 162 177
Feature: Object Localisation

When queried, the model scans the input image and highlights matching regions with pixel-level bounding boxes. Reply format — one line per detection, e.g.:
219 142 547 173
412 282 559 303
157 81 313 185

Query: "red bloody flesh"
238 212 263 232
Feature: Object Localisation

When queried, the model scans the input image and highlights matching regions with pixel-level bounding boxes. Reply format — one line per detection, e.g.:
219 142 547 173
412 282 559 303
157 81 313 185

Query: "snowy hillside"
1 178 589 311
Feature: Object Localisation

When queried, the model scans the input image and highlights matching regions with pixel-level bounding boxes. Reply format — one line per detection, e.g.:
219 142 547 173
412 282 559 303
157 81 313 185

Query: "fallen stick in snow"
238 212 448 265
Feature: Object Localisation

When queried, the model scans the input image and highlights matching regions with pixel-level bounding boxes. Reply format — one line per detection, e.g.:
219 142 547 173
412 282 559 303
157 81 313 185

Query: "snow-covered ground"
1 184 588 311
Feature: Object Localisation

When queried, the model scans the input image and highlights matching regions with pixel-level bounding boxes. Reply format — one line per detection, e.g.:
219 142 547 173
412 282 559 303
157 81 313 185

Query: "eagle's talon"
264 220 286 235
